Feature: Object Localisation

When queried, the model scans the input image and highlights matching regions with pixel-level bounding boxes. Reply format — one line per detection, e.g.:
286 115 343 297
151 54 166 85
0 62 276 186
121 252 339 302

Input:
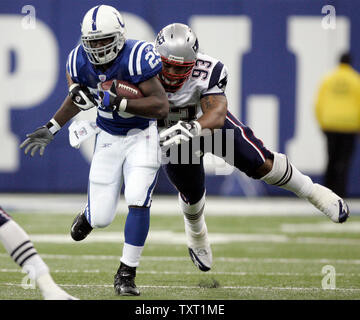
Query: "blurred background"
1 0 360 198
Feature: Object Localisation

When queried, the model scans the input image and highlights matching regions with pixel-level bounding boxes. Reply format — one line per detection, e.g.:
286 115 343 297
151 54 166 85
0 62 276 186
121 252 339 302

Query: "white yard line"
1 253 360 265
1 194 360 216
0 231 358 245
0 268 358 277
281 222 360 233
2 282 360 292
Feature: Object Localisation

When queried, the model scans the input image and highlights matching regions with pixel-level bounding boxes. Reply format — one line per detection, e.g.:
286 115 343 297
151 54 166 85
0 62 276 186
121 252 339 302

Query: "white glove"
68 120 100 149
160 120 201 148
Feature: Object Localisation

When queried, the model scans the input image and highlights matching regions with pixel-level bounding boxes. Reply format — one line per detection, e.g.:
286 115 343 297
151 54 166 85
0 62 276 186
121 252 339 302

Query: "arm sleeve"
201 62 228 98
66 45 81 84
127 42 162 84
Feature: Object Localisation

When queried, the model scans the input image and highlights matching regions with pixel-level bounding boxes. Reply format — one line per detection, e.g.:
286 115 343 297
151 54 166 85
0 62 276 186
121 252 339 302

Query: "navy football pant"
0 207 11 226
163 112 272 205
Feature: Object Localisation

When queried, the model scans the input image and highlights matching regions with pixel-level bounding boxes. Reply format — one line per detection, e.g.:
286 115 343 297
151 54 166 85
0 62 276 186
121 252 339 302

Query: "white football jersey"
159 52 228 129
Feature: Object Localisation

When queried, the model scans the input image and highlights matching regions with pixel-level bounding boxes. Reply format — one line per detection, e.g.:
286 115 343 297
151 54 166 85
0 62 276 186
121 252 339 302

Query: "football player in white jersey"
156 23 350 272
20 5 169 296
0 207 77 299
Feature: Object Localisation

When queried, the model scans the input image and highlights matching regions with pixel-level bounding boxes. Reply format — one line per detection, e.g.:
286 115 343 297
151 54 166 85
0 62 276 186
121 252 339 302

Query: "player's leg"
163 155 212 272
222 112 349 223
0 207 77 300
71 130 125 240
114 124 160 296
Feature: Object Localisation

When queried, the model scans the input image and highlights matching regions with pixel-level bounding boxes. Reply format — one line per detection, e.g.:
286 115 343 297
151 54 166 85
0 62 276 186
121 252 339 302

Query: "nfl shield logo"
99 74 107 82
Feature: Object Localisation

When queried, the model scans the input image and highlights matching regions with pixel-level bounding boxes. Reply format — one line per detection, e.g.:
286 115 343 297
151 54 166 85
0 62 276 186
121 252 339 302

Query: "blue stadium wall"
1 0 360 197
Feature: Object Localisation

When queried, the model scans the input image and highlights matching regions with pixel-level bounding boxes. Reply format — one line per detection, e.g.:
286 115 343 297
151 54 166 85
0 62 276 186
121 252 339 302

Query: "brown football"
101 80 144 99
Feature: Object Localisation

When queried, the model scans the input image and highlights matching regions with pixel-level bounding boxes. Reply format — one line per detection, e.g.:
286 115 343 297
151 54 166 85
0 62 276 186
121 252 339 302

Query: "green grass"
0 212 359 300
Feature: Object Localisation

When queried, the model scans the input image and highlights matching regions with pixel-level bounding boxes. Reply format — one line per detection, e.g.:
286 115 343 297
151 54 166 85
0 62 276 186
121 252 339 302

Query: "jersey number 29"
145 51 161 69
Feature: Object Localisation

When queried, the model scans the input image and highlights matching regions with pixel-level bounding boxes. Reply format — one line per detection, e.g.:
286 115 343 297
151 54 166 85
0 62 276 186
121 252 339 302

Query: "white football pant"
86 122 160 228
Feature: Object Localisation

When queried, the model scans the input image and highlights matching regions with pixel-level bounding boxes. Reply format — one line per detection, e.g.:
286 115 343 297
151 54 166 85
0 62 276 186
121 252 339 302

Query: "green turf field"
0 211 359 300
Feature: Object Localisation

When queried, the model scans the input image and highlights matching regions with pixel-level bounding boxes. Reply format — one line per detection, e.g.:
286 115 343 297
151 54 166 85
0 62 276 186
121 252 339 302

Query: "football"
101 80 143 99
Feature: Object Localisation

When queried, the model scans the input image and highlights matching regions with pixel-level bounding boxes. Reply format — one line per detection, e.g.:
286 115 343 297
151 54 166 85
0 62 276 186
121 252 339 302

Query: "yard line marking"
1 268 358 277
1 231 358 245
2 253 360 264
0 268 100 273
3 282 360 292
281 222 360 233
2 194 360 216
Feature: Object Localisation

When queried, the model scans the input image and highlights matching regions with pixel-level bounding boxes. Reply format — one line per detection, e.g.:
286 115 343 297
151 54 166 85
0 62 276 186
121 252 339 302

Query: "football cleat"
70 211 93 241
185 224 212 272
114 262 140 296
308 183 350 223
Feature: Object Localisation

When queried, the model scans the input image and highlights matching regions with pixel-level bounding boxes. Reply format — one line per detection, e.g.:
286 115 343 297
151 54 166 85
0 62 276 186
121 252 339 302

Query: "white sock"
0 220 49 278
261 152 314 198
121 242 144 267
179 193 206 234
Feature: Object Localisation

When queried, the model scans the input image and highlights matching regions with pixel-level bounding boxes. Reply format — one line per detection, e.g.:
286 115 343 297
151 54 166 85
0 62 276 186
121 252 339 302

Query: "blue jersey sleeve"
126 41 162 84
66 44 82 83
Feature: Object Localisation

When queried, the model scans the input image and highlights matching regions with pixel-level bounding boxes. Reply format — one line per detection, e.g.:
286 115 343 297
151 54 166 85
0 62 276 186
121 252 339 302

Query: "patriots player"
156 23 350 272
0 207 77 299
20 5 169 296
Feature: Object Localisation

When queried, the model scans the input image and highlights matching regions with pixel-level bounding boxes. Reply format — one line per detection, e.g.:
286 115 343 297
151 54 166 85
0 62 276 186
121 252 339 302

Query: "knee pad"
260 152 292 186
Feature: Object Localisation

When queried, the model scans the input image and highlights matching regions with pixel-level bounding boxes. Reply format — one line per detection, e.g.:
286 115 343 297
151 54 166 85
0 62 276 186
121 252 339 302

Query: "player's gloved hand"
19 126 54 157
69 83 99 111
159 120 202 147
98 81 128 113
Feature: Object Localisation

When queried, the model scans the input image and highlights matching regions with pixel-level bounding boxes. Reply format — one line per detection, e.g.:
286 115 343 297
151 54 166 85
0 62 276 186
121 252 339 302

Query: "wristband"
46 118 61 135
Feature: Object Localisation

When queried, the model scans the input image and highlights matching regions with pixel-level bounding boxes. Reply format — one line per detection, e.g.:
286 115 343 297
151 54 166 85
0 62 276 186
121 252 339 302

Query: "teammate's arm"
198 94 227 131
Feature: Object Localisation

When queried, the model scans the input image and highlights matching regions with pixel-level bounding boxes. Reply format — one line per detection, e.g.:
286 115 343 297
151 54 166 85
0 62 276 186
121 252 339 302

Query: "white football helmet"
155 23 199 92
81 5 126 65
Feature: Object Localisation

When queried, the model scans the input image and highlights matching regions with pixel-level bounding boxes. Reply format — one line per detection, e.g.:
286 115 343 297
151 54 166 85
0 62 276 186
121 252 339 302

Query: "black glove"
19 126 54 156
69 83 98 111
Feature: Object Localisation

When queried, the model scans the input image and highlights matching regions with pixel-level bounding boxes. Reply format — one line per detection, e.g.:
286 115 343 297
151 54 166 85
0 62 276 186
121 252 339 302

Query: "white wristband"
47 118 61 135
119 99 127 112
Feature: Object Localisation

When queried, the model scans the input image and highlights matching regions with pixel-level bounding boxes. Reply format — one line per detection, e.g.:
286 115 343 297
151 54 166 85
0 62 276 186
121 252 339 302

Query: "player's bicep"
138 76 166 98
200 94 227 116
66 70 75 88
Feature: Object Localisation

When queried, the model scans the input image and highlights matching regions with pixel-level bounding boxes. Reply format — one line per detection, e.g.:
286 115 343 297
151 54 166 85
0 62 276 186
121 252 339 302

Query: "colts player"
0 207 77 299
155 23 350 272
20 5 169 296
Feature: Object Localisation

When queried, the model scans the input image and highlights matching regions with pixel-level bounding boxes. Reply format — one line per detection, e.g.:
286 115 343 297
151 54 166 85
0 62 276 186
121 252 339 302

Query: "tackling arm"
198 94 227 131
159 94 227 148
